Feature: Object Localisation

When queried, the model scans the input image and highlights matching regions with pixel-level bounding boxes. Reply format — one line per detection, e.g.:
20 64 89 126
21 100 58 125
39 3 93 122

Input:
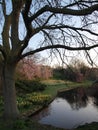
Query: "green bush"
16 79 47 92
53 68 66 80
13 119 26 130
64 67 77 81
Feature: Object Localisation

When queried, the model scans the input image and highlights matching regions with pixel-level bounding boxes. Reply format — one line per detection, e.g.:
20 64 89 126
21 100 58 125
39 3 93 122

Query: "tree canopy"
0 0 98 63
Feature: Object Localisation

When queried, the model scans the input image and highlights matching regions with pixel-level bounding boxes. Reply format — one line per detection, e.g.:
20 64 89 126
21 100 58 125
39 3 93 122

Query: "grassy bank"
41 79 92 96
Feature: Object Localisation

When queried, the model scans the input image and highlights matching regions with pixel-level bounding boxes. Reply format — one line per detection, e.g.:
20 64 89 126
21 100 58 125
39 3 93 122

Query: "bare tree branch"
20 44 98 59
29 4 98 22
22 0 33 37
36 24 98 37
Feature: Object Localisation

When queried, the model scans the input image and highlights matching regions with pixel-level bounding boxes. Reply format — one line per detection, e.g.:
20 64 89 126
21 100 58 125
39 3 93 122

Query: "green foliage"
64 67 77 81
13 119 26 130
53 59 96 82
0 96 3 105
53 68 66 80
16 79 47 93
86 69 98 81
12 119 65 130
75 122 98 130
17 92 51 110
53 67 77 81
0 96 3 114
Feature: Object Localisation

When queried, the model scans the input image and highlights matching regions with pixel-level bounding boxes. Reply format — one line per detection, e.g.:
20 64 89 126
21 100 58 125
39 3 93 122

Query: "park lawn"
41 79 92 97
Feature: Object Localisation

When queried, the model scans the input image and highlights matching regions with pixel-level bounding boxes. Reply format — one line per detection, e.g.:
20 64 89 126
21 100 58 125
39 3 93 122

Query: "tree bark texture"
2 63 19 119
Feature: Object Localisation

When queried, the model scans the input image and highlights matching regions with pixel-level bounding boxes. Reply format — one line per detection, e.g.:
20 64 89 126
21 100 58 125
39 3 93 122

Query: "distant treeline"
16 58 98 82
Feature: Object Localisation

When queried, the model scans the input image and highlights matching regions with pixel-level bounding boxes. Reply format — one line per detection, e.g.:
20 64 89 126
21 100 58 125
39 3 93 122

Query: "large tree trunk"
2 63 19 120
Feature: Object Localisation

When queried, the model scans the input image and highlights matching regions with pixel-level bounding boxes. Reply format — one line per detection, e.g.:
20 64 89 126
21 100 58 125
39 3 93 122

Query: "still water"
32 86 98 129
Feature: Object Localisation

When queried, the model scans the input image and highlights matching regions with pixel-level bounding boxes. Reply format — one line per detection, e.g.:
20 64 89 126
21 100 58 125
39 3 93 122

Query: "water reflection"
58 87 88 110
32 86 98 129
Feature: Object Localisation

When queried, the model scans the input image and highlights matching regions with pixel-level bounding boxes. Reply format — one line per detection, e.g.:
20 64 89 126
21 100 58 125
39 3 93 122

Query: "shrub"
16 79 47 93
13 119 26 130
53 68 66 80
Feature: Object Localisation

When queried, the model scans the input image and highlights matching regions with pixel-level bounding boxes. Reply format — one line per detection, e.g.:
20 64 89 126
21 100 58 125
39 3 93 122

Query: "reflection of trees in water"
87 86 98 107
60 88 88 110
93 91 98 107
58 86 98 110
93 97 98 107
32 106 51 120
70 92 88 110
